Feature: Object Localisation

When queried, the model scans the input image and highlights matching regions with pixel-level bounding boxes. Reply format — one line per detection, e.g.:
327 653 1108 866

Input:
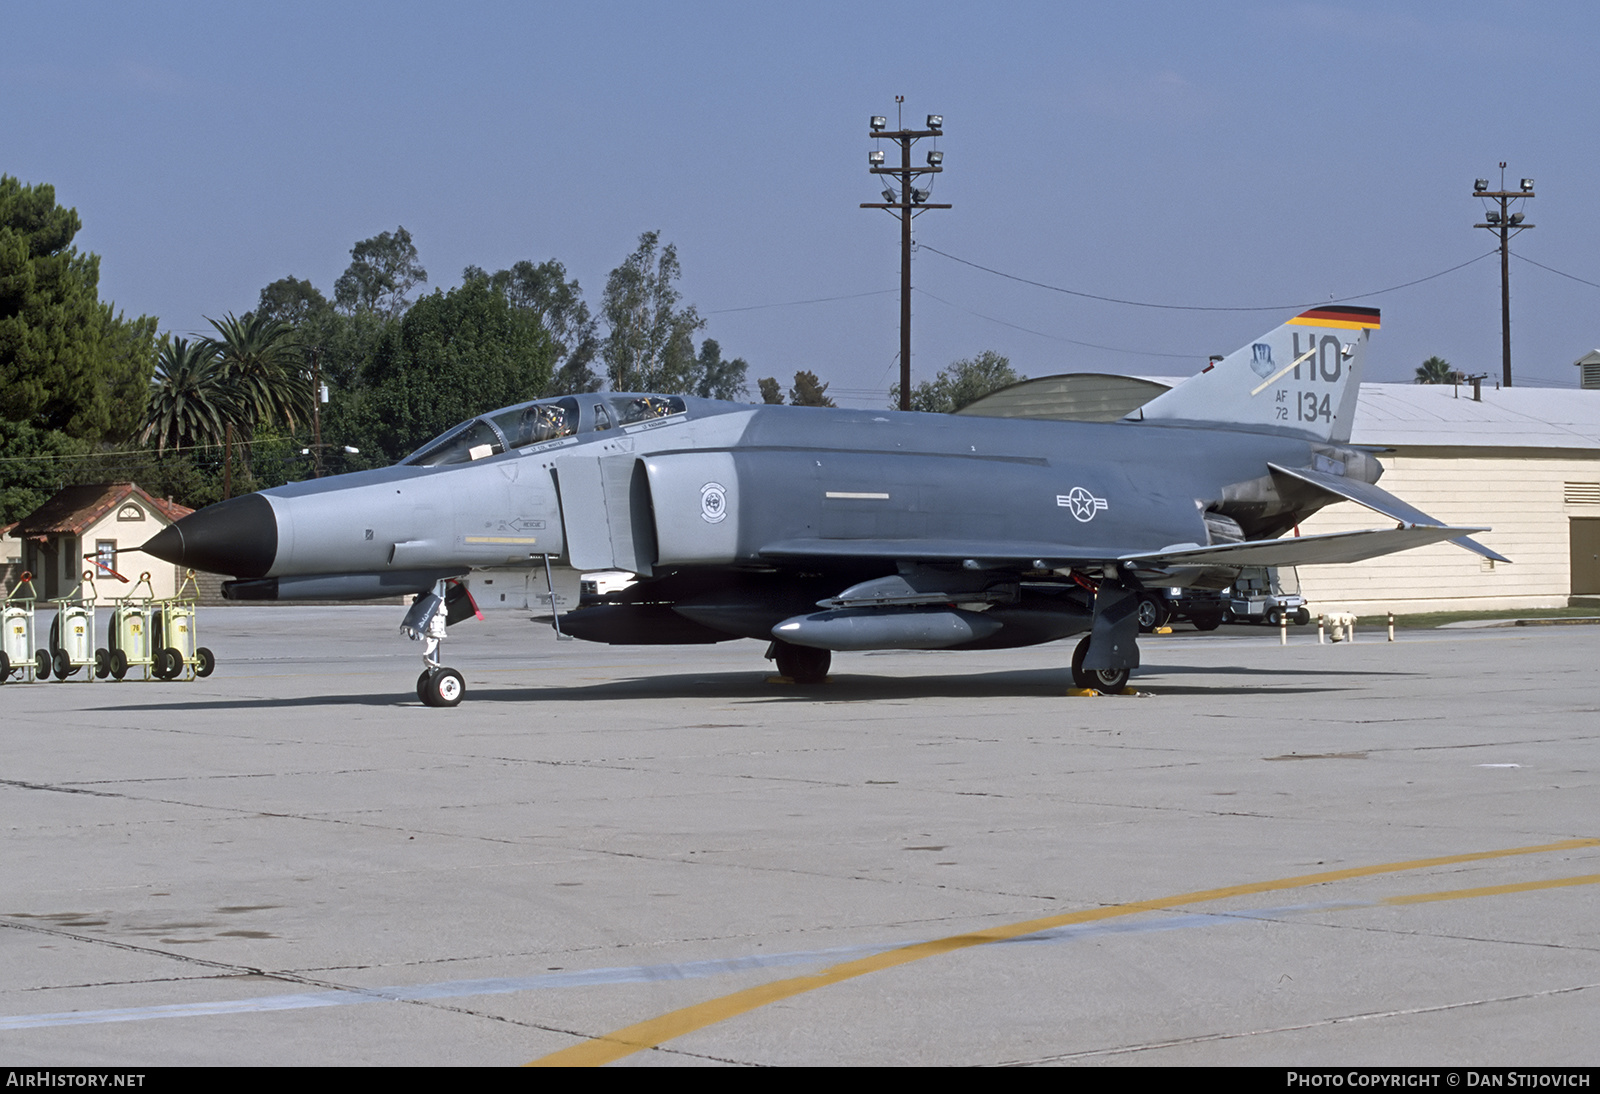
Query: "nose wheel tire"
418 667 465 707
1071 635 1131 693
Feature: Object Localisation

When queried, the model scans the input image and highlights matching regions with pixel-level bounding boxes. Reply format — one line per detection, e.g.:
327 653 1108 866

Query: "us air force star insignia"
700 482 728 524
1057 486 1109 522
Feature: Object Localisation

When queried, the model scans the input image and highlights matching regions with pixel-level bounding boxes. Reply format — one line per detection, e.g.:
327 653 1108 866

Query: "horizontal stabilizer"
1269 463 1509 563
1123 524 1487 569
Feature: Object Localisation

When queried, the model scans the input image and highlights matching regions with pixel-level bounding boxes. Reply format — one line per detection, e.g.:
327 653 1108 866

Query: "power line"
1511 251 1600 291
708 288 898 314
917 244 1498 312
912 288 1197 360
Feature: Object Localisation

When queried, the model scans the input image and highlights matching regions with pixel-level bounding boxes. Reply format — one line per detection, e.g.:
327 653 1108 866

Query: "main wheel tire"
1135 595 1168 633
420 667 465 708
110 648 129 680
772 640 830 684
1070 635 1131 693
1191 611 1223 632
417 669 435 704
195 647 216 678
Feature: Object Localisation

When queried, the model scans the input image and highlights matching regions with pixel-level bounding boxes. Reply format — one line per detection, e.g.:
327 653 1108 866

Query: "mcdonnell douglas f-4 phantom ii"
143 305 1504 706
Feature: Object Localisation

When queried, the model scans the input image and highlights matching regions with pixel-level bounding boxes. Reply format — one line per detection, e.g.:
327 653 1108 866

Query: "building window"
117 504 144 521
95 540 117 578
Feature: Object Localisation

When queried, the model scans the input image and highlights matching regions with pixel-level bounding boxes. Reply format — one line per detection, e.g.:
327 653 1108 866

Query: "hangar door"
1572 518 1600 595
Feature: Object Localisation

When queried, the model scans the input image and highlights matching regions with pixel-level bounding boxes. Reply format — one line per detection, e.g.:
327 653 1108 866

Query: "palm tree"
140 337 242 452
201 313 311 496
1415 356 1457 385
204 312 310 432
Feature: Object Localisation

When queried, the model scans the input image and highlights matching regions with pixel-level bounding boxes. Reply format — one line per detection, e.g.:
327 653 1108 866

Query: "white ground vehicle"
1224 567 1311 626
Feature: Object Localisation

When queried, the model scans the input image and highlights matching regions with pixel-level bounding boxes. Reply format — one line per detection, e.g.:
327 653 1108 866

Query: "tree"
205 313 310 435
691 338 749 401
891 350 1022 413
254 276 330 328
359 279 554 463
758 377 785 405
601 231 704 392
789 370 836 407
1415 355 1457 385
0 175 158 442
140 337 240 453
464 260 601 393
334 226 427 318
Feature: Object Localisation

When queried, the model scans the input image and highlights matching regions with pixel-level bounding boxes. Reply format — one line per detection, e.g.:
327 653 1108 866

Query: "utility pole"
861 98 950 410
1472 164 1534 388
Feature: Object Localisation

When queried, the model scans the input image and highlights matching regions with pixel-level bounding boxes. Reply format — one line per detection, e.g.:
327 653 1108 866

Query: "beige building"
6 483 194 604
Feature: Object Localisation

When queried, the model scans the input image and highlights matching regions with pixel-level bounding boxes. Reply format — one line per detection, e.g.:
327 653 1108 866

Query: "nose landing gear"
403 578 474 707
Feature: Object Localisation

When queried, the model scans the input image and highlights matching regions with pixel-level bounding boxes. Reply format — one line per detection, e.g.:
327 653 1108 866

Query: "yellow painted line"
528 836 1600 1066
1381 872 1600 907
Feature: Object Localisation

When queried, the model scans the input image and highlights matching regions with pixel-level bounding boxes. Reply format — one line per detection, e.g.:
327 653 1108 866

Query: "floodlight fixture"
1485 210 1501 224
1510 212 1525 225
926 114 942 130
882 188 896 204
1474 179 1489 192
926 149 943 166
911 188 930 203
869 149 885 166
1521 178 1534 191
870 116 887 131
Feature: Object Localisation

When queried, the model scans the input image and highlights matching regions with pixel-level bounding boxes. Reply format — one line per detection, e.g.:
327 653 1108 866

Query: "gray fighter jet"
143 305 1502 706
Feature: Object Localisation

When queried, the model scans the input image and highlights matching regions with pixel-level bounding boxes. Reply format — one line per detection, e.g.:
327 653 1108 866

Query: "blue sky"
6 2 1597 404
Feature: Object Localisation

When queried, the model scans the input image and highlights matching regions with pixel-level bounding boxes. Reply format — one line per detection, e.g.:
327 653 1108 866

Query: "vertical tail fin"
1133 306 1380 443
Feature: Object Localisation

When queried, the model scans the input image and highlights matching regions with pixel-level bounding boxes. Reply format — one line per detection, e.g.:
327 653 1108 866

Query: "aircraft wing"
1122 524 1488 568
1269 463 1508 563
758 537 1132 568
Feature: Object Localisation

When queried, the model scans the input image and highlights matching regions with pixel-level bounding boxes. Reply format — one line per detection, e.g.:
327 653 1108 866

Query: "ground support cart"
47 572 100 682
102 573 158 681
2 572 51 683
150 571 215 681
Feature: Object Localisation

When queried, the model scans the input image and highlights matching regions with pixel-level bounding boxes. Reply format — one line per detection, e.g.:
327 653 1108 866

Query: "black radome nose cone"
142 494 278 578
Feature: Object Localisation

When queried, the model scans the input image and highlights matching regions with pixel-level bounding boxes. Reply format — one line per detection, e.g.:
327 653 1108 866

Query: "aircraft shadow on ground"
92 666 1355 710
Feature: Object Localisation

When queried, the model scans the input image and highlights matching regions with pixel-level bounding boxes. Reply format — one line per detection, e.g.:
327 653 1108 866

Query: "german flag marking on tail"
1288 305 1381 331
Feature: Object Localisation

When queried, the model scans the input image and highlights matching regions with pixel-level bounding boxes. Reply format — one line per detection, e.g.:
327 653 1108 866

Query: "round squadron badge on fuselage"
700 482 728 524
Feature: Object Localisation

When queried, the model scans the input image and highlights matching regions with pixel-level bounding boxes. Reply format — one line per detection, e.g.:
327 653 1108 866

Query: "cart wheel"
36 650 52 678
52 649 71 680
0 650 9 682
420 667 465 708
110 648 129 680
195 647 215 678
94 648 111 678
155 648 179 680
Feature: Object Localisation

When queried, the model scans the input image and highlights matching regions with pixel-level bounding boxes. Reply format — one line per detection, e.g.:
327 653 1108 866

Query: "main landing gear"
1071 635 1130 693
767 639 830 685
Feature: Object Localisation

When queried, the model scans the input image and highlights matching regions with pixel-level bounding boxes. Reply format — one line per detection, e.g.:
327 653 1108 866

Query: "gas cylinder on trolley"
47 572 99 682
104 572 158 680
151 570 215 680
1 572 50 683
